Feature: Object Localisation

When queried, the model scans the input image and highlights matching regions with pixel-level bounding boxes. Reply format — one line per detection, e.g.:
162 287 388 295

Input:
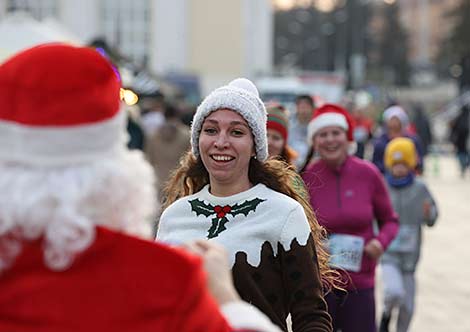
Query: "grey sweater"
381 177 438 272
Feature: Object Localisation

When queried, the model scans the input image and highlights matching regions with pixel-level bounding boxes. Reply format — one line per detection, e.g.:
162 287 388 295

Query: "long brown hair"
162 151 339 290
277 145 298 166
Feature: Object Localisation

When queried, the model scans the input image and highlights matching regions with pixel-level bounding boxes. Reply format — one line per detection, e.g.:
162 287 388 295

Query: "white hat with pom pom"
190 78 268 161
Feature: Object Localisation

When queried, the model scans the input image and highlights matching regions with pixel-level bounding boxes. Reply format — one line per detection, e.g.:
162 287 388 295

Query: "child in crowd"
379 137 439 332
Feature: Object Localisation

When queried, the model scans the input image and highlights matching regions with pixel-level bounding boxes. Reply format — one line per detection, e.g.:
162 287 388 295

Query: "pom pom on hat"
191 78 268 161
230 77 259 97
266 102 289 141
0 43 125 166
384 137 417 170
307 104 355 145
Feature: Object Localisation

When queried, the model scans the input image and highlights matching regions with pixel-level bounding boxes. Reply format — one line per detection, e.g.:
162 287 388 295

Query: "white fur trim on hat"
191 78 268 161
0 109 128 166
307 113 348 145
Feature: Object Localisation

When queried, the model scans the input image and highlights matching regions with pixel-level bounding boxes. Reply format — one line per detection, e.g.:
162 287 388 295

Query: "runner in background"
449 105 470 178
350 93 374 160
288 95 316 169
266 102 298 166
410 104 433 157
301 104 398 332
266 102 309 199
372 105 424 174
379 138 438 332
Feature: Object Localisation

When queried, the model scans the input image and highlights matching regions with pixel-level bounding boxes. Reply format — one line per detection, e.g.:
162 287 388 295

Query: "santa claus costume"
0 43 279 332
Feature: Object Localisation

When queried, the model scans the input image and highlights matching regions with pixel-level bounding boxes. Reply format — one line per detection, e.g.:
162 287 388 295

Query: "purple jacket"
302 156 399 290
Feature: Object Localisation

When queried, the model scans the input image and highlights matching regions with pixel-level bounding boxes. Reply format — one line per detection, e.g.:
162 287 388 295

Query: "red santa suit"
0 227 279 332
0 227 231 332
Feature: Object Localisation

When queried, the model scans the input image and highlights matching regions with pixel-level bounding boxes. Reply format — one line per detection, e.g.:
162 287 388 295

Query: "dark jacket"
372 133 424 174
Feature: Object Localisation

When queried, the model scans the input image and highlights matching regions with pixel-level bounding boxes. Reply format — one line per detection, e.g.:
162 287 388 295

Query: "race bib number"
388 224 418 252
328 234 364 272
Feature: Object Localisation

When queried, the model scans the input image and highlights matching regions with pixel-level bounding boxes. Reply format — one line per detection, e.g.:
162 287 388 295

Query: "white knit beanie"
191 78 268 161
383 105 409 127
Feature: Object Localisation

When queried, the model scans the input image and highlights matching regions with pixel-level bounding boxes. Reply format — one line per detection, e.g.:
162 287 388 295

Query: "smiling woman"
156 78 336 332
199 109 255 197
301 104 399 332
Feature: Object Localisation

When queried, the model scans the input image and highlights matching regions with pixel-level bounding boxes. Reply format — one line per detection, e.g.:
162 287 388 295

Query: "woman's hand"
183 240 240 305
364 238 384 260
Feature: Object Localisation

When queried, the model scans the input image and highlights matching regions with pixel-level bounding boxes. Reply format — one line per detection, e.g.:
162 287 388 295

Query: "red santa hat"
307 103 355 145
0 43 125 166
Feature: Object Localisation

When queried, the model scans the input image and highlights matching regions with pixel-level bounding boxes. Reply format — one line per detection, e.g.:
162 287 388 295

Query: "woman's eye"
203 128 217 134
232 129 244 136
332 130 342 136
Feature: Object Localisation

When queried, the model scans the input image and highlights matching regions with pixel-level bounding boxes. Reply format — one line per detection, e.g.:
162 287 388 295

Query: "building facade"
398 0 459 67
0 0 273 94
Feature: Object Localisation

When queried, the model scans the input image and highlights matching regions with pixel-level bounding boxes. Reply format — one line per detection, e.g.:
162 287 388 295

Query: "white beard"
0 150 158 272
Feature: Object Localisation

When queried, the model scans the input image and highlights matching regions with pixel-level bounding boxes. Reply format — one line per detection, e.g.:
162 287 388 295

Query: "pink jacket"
302 156 398 290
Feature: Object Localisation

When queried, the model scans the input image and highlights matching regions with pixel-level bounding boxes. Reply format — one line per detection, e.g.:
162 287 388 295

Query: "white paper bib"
328 234 364 272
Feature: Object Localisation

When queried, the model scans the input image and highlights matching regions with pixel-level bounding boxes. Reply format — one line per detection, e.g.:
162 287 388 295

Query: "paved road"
376 154 470 332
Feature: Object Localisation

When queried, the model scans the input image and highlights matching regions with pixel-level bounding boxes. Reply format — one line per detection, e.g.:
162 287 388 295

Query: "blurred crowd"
6 43 470 332
130 80 444 199
127 68 449 332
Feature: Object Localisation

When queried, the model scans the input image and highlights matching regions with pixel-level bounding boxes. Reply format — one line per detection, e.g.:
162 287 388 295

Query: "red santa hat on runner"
307 103 355 145
0 43 125 166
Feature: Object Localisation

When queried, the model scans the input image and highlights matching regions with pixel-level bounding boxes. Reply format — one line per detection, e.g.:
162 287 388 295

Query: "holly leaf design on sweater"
188 197 266 238
207 216 229 239
189 199 214 217
229 198 266 217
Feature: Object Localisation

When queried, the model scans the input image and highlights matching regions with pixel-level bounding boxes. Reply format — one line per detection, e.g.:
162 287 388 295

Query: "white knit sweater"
157 183 311 268
157 183 332 331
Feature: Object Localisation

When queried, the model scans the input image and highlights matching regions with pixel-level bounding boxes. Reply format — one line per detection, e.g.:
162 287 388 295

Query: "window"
7 0 58 20
100 0 151 66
